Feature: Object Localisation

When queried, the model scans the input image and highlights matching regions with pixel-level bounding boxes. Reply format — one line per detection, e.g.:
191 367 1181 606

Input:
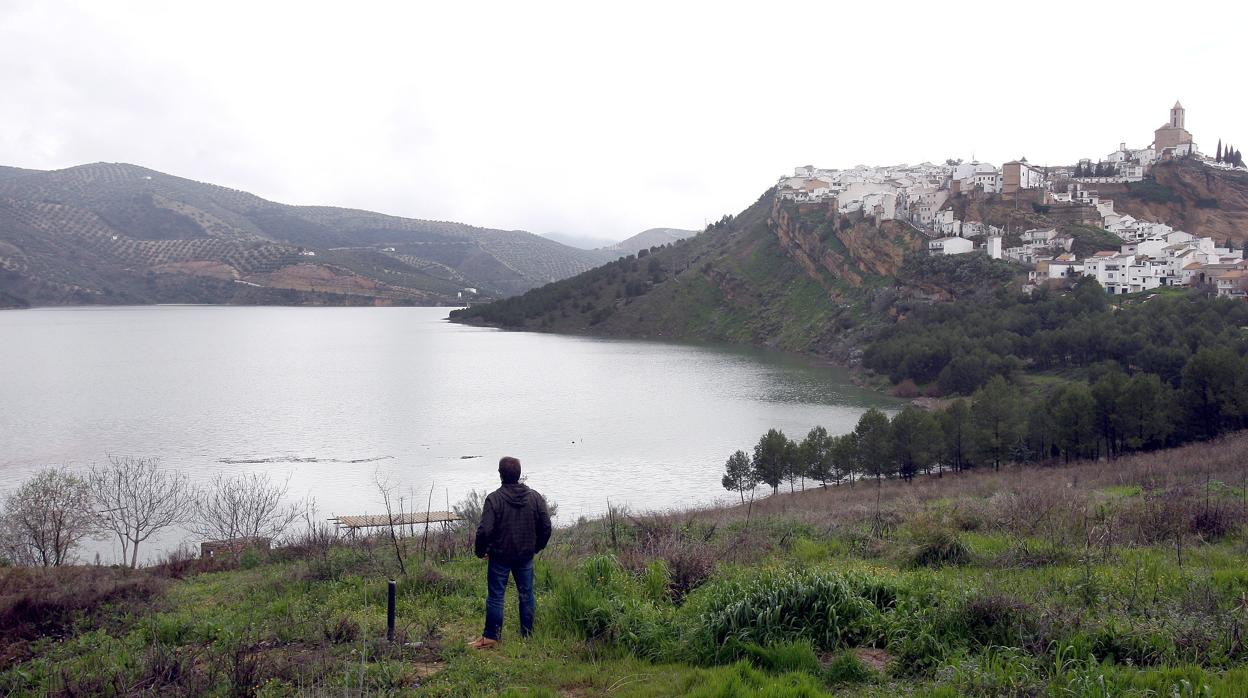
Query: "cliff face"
1110 160 1248 245
769 202 920 288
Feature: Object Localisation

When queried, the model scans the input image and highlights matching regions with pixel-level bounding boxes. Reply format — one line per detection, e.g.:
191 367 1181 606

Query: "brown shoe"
467 637 499 650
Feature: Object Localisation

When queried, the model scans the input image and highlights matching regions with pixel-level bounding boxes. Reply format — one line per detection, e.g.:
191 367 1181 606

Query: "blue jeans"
483 556 534 641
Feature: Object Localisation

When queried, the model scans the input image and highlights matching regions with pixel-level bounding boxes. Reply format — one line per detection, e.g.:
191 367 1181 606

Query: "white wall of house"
929 237 974 255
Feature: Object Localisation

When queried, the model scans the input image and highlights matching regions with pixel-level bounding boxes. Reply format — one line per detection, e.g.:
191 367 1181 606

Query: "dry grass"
0 566 167 668
646 433 1248 535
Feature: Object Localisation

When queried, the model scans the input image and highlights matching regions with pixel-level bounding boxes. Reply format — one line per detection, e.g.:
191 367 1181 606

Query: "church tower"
1170 101 1185 129
1155 100 1194 159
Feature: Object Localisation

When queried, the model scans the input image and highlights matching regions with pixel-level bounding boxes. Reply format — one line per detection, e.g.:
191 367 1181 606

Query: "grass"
3 434 1248 695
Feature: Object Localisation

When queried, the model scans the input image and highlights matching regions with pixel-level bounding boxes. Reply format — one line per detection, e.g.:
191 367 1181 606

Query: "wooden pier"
329 511 462 531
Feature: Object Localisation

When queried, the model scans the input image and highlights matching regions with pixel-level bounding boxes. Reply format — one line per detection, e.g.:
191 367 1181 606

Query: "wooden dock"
329 511 462 531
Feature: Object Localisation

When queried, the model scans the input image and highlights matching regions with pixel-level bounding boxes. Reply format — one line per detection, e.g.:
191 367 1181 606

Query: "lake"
0 306 896 563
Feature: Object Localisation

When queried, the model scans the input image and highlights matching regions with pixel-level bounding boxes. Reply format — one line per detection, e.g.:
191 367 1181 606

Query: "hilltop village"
777 101 1248 299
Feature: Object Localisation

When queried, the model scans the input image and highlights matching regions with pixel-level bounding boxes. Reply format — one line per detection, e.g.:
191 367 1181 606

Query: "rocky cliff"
1108 160 1248 245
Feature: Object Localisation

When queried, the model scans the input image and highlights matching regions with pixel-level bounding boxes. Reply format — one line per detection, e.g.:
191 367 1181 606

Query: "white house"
986 236 1003 259
929 237 975 255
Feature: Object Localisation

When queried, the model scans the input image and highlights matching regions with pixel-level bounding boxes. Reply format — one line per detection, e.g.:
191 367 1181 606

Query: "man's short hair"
499 456 522 484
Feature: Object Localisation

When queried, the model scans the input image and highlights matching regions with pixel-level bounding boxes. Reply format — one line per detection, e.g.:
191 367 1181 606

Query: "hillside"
452 190 1017 358
0 163 607 308
941 191 1122 257
3 434 1246 695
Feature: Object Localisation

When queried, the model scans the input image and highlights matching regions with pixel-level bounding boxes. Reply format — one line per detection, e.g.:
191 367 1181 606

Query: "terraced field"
0 162 608 307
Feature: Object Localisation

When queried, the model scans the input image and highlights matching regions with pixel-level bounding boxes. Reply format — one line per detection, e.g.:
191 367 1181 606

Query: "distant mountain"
539 231 615 251
541 228 701 258
0 162 607 308
601 228 698 257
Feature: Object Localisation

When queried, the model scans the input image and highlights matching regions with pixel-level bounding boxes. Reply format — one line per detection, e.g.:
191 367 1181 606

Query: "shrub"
0 566 166 643
991 543 1073 569
959 592 1036 648
892 378 921 398
908 528 972 568
1189 505 1240 541
662 541 716 603
323 614 360 644
822 651 876 684
239 548 263 569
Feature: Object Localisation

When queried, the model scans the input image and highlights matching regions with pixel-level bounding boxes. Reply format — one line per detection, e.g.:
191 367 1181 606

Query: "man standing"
469 456 552 649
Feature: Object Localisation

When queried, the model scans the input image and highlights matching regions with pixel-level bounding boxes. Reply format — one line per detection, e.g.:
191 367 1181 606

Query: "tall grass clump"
680 569 893 662
547 554 673 659
907 526 972 568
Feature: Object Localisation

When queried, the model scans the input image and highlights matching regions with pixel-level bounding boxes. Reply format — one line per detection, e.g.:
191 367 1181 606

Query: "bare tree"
90 456 193 568
374 472 410 574
1 468 96 567
191 472 302 543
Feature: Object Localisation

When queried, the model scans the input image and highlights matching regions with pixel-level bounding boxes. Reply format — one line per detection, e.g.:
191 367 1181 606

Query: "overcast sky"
1 1 1242 242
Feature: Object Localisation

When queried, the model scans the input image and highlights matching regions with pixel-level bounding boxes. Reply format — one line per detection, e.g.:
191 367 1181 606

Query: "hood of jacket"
498 483 532 508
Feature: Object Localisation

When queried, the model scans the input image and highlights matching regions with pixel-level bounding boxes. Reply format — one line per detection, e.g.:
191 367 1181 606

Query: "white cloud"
1 0 1242 242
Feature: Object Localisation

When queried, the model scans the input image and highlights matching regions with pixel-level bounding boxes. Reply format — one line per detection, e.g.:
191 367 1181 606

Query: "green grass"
5 445 1248 696
8 534 1245 696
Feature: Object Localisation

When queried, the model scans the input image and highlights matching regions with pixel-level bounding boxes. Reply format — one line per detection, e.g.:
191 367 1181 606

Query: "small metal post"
386 579 397 642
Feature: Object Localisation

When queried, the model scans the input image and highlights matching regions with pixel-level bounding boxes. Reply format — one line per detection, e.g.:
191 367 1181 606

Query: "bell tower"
1171 101 1185 129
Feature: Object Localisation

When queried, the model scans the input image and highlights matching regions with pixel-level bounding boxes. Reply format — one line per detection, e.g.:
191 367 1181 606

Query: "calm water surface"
0 306 896 562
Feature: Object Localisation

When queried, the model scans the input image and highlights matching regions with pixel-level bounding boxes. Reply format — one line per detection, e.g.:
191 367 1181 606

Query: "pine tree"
721 450 756 504
1217 139 1223 163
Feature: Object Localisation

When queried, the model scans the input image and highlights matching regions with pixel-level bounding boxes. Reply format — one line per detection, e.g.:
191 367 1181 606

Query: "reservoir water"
0 306 896 563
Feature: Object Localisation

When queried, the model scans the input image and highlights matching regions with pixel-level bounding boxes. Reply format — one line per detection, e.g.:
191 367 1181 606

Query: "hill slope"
0 163 606 308
451 190 1017 357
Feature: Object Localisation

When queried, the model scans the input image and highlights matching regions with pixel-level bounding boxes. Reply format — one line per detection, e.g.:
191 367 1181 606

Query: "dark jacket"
474 483 552 561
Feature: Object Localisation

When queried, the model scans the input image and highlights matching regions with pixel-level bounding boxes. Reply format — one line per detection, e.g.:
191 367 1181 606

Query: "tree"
1120 373 1173 449
89 456 192 568
752 429 793 495
192 472 303 543
721 450 756 503
971 376 1024 470
1180 348 1246 439
939 399 973 472
1091 369 1128 459
854 409 894 482
891 407 941 480
854 409 894 531
1049 384 1098 462
830 433 858 486
1217 139 1223 163
798 426 836 487
938 353 991 395
783 437 804 493
1 468 96 567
